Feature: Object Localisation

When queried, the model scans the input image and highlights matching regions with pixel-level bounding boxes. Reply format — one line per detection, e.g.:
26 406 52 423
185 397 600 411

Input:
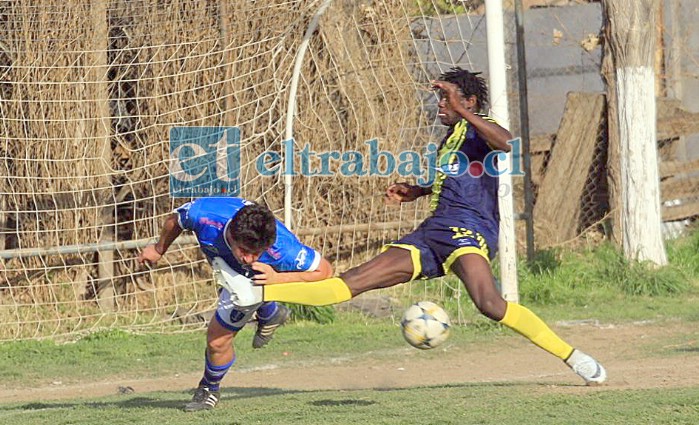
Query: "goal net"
0 0 509 340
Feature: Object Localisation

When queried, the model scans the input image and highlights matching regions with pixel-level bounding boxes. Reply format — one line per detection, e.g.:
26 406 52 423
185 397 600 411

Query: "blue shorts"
384 216 498 280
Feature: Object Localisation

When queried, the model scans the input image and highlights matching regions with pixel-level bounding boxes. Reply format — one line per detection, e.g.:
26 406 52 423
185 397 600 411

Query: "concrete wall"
521 3 604 135
664 0 699 160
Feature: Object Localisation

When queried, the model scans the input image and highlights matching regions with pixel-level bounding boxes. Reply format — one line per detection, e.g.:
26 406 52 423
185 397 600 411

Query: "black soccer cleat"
184 385 220 412
253 304 291 349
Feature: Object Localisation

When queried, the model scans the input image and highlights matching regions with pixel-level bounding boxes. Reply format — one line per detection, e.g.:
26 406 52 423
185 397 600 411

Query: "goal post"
485 0 519 303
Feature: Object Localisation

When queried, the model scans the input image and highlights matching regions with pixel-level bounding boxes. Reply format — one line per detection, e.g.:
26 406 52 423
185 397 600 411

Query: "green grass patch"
0 313 436 387
1 383 697 424
519 243 692 302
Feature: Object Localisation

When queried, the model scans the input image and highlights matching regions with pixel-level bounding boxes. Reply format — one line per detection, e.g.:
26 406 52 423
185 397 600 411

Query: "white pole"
284 0 334 229
485 0 519 302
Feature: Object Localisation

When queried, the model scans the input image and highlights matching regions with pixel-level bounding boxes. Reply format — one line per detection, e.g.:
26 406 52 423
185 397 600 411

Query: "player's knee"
207 335 233 354
473 295 506 321
206 324 235 354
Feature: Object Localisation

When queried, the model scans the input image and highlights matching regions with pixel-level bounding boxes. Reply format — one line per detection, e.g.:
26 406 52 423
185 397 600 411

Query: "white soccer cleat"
211 257 263 307
565 349 607 385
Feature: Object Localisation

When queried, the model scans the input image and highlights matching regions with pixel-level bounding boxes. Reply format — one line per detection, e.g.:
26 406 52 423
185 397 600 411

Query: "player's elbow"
499 140 512 152
490 126 514 152
166 213 183 231
495 133 514 152
317 258 333 279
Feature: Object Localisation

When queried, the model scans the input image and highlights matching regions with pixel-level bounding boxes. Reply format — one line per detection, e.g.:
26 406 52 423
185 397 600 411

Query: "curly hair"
228 203 277 251
439 67 489 113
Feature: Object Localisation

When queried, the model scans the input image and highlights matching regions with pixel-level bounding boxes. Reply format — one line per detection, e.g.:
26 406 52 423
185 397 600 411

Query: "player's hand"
385 182 424 205
251 262 279 285
137 245 162 267
432 80 471 111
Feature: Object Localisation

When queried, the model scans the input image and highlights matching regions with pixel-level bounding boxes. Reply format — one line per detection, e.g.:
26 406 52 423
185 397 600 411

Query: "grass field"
1 302 698 424
2 382 698 425
1 234 699 424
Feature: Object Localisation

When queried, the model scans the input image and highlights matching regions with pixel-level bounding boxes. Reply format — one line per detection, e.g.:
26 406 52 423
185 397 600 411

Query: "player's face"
230 241 264 265
437 91 477 126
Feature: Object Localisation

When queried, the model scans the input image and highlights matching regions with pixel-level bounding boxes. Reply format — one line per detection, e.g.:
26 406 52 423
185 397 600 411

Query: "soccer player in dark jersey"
223 67 606 385
137 198 332 411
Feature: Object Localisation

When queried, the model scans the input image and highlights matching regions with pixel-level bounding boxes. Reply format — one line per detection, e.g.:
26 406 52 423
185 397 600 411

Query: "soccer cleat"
565 349 607 385
184 386 220 412
253 304 291 349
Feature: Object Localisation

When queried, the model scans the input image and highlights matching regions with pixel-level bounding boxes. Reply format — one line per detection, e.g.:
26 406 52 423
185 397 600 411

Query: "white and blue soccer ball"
400 301 451 350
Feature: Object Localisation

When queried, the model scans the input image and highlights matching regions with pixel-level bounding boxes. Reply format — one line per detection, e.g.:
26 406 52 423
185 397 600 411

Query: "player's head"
226 203 277 265
436 67 489 125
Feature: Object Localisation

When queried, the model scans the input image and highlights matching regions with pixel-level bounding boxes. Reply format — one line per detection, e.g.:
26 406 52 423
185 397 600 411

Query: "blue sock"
198 352 235 392
256 302 278 323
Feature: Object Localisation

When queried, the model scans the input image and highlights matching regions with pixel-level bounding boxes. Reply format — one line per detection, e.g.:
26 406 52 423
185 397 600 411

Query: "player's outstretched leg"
452 254 607 385
253 303 291 349
501 302 608 385
565 349 607 385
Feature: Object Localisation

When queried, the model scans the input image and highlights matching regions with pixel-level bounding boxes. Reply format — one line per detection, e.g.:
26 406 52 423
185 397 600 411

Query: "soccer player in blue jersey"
137 197 332 411
223 67 607 385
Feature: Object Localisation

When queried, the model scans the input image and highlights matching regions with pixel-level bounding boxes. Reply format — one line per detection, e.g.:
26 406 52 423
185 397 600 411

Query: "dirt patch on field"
1 320 697 404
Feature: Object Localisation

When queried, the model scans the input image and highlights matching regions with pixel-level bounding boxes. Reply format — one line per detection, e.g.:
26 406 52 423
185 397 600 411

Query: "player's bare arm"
385 182 432 205
251 257 333 285
137 213 183 266
432 80 513 152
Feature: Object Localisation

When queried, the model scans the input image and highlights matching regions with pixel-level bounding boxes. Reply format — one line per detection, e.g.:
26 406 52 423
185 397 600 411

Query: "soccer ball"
400 301 451 350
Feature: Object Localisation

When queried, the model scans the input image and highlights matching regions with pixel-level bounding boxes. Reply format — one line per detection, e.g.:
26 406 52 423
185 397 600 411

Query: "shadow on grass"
13 397 185 411
310 399 376 407
0 380 579 413
0 387 304 412
675 346 699 353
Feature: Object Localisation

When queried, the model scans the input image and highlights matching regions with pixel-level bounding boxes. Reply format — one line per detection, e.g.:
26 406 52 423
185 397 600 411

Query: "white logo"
434 156 462 176
294 249 308 269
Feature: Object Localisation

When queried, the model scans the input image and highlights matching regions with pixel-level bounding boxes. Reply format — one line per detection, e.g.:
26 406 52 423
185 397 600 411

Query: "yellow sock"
262 277 352 306
499 302 574 360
